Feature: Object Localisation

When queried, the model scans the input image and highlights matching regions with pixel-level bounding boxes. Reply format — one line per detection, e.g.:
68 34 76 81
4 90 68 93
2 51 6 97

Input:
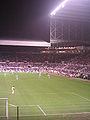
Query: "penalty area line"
37 105 46 116
9 104 17 107
47 112 90 116
20 105 37 107
71 92 90 102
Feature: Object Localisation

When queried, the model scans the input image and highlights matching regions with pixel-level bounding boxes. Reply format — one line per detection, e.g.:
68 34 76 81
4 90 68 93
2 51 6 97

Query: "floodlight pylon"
50 0 68 16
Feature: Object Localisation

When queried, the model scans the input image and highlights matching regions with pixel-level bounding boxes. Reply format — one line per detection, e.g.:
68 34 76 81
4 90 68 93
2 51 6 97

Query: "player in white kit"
12 86 15 94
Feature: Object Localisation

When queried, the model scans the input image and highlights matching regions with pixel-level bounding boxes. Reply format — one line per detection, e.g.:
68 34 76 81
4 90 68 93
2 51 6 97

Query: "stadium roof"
51 0 90 22
0 39 51 47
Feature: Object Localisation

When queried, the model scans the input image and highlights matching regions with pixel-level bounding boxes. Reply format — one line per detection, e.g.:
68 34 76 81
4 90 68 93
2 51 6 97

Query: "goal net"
0 98 8 119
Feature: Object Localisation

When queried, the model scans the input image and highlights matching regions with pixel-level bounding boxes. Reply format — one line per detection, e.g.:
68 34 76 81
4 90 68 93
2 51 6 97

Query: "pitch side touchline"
37 105 46 116
71 92 90 101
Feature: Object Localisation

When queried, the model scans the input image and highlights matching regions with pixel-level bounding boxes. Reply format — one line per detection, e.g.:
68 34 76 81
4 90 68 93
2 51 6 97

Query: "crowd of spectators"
0 52 90 80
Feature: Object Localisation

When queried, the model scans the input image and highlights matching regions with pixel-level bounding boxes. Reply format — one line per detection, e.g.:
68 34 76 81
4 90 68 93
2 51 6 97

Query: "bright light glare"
50 0 68 16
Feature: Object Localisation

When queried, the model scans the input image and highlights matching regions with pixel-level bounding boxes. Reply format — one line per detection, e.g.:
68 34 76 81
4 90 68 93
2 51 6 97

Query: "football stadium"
0 0 90 120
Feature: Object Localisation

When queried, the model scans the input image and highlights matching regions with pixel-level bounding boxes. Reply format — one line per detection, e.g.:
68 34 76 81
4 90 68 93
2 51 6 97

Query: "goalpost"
0 98 8 120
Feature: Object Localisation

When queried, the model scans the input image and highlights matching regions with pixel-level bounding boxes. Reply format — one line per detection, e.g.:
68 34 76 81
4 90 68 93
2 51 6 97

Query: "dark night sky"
0 0 61 42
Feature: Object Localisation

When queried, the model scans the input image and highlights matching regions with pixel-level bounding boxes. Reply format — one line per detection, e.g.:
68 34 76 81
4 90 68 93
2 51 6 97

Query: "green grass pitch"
0 72 90 120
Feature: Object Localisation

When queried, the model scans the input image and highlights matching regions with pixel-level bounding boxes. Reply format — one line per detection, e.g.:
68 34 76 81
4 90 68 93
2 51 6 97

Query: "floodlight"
50 0 68 16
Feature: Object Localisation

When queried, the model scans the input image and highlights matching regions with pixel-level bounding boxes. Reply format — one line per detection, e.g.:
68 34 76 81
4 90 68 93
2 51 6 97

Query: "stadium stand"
0 49 90 80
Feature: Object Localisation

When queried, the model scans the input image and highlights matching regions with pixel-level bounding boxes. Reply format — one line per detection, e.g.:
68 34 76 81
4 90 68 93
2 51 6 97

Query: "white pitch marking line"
9 104 17 107
37 105 46 116
28 93 56 95
47 112 90 116
71 92 90 102
21 105 37 107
